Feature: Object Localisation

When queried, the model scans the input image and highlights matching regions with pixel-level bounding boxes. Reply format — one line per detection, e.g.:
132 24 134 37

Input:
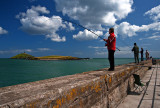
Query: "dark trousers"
108 50 115 69
134 53 139 63
141 54 143 61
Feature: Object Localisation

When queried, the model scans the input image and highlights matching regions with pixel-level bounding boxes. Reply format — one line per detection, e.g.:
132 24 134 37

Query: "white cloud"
148 35 160 40
88 45 134 57
95 51 107 55
140 35 160 40
94 46 133 56
114 22 149 37
68 23 75 30
55 0 133 29
87 45 108 55
111 5 160 38
37 48 51 51
16 6 74 42
29 0 37 2
0 49 32 54
73 29 103 40
115 46 132 55
114 21 160 37
0 48 52 54
0 27 8 35
88 46 105 49
145 5 160 22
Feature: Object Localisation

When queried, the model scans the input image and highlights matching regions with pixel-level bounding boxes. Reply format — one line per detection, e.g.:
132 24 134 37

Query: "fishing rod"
60 18 104 39
56 18 121 51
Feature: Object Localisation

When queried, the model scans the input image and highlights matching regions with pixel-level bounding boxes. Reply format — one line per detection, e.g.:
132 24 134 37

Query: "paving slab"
118 64 160 108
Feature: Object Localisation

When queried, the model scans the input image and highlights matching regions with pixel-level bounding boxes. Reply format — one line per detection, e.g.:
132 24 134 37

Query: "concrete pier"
0 60 155 108
118 61 160 108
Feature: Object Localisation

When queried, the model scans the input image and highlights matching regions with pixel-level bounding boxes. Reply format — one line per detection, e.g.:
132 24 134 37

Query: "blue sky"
0 0 160 58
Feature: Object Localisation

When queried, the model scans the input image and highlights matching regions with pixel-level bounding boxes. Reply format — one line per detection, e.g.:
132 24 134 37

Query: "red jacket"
105 33 116 51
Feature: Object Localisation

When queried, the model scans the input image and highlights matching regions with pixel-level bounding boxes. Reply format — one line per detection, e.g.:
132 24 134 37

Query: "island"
11 53 38 60
11 53 84 60
36 55 80 60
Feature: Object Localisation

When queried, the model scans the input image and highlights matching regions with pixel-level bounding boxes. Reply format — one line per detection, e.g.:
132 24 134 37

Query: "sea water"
0 58 134 87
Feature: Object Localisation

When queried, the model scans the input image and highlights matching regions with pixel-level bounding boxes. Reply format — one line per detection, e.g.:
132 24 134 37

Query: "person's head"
109 28 114 34
141 47 143 50
146 50 148 52
134 43 136 46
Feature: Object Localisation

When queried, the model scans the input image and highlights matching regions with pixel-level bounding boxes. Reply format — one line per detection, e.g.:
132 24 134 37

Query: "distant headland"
11 53 38 60
11 53 89 60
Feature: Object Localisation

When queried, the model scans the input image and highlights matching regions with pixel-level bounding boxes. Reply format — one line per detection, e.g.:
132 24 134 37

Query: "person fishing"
132 43 139 64
103 28 116 71
145 50 149 60
140 47 144 61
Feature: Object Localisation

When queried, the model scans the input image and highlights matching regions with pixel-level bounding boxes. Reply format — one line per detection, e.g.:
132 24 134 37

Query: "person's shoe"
108 68 114 71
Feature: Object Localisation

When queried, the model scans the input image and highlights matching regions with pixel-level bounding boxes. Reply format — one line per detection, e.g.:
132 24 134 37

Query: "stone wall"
0 60 152 108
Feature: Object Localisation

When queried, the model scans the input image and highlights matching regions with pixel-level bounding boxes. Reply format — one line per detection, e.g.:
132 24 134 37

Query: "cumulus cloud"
114 22 148 37
109 5 160 38
145 5 160 22
16 6 74 42
0 27 8 35
73 29 103 40
114 21 160 37
68 22 75 30
55 0 133 29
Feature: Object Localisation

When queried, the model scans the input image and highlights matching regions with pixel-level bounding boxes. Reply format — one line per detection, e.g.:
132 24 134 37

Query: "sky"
0 0 160 58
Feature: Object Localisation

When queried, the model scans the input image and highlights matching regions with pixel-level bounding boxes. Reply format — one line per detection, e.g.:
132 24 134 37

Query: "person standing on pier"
145 50 149 60
140 48 144 61
132 43 139 64
103 28 116 71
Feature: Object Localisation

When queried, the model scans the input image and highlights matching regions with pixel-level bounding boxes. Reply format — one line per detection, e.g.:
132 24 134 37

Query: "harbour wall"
0 60 153 108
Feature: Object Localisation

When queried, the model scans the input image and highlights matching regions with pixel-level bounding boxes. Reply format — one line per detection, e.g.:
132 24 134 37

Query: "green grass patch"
11 53 37 60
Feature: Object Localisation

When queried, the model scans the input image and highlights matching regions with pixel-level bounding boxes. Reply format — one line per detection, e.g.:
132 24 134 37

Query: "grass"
36 55 80 60
11 53 38 60
11 53 80 60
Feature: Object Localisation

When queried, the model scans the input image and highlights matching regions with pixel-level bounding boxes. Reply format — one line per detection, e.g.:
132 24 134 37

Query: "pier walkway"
0 60 154 108
118 63 160 108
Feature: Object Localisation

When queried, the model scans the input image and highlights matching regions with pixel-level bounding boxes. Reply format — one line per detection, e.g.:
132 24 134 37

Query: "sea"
0 58 134 88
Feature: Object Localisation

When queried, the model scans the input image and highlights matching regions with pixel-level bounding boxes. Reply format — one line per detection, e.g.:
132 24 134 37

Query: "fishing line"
53 17 121 51
58 18 104 40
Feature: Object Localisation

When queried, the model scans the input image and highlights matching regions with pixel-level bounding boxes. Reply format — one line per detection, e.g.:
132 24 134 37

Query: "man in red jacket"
103 28 116 71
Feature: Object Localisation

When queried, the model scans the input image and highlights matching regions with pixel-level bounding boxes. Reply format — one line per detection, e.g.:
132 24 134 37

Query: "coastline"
37 58 90 61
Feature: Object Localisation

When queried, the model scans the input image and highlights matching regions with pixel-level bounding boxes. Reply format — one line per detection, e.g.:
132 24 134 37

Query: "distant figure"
132 43 139 64
103 28 116 71
145 50 149 60
140 48 144 61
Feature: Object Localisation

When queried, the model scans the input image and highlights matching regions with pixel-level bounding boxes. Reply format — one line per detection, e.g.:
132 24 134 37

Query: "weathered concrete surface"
0 60 153 108
118 61 160 108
